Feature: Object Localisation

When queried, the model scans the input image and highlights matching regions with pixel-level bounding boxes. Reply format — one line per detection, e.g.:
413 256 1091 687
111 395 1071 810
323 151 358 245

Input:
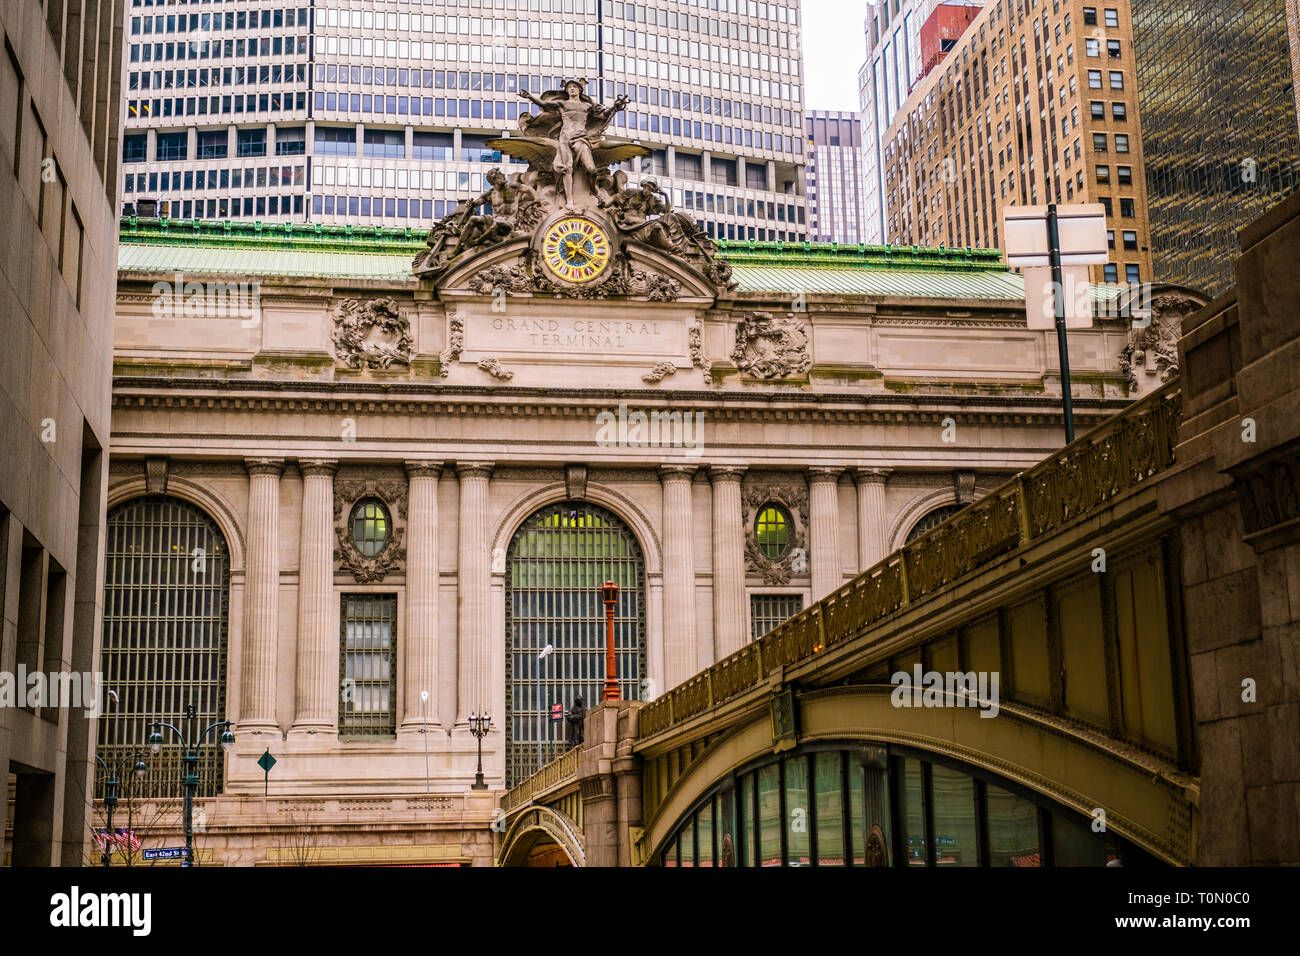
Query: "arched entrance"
99 495 231 798
504 500 646 787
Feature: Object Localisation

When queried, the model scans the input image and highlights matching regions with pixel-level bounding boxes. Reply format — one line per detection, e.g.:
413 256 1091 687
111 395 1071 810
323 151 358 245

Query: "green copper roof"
115 218 1112 302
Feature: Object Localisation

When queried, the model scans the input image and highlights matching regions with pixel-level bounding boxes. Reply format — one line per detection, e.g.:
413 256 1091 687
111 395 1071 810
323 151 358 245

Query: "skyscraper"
805 110 869 242
1134 0 1300 295
878 0 1154 288
119 0 809 242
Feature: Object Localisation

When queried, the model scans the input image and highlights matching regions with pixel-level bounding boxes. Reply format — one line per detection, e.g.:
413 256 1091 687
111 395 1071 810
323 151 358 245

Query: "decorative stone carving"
731 311 813 380
331 297 412 370
955 470 977 505
411 78 735 297
145 457 169 494
438 314 464 378
641 362 678 384
1118 293 1202 392
741 482 810 585
332 472 409 583
565 464 589 500
689 320 714 386
477 358 515 381
1235 452 1300 537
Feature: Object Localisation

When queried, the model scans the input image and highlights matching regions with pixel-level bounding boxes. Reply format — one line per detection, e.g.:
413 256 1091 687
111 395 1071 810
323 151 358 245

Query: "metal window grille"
906 504 966 544
339 594 397 736
750 594 804 641
98 496 230 799
504 502 646 787
755 504 792 559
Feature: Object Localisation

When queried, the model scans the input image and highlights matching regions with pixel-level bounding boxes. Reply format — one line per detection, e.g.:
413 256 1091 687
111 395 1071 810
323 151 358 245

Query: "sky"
801 1 868 113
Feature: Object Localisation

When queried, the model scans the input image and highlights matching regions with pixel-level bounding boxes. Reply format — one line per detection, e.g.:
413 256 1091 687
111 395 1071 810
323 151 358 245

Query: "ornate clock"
540 217 614 284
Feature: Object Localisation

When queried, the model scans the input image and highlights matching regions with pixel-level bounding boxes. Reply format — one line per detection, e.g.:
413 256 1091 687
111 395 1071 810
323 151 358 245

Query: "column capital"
298 458 338 478
708 465 748 483
659 464 699 482
405 460 445 479
853 466 893 485
807 466 844 485
245 457 285 477
455 461 495 480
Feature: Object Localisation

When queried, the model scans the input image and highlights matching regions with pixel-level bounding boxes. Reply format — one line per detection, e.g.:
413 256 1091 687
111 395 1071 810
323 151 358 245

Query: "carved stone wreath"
741 483 810 585
731 311 812 380
332 297 413 370
333 475 408 583
438 314 464 378
689 320 714 387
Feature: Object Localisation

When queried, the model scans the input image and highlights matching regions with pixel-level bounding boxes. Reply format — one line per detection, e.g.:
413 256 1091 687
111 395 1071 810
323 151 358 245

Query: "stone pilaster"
241 458 284 734
660 465 697 689
290 459 336 737
809 467 844 601
709 466 748 658
853 467 892 571
456 462 494 727
401 461 444 735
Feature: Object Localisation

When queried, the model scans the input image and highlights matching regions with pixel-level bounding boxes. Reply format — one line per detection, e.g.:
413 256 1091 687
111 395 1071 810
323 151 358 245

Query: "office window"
123 134 148 163
276 127 305 155
1083 7 1098 25
1104 9 1119 28
314 126 355 156
1090 101 1105 119
1107 230 1115 250
1115 134 1129 153
1108 71 1124 89
196 129 226 159
1121 198 1135 217
1104 263 1119 283
236 128 265 157
363 128 404 158
1126 264 1140 284
1085 38 1099 57
1096 165 1110 183
1088 70 1102 89
751 593 803 641
1112 103 1127 122
1117 166 1132 185
1107 40 1121 58
1122 230 1138 251
156 130 187 161
1100 196 1113 215
1093 133 1107 152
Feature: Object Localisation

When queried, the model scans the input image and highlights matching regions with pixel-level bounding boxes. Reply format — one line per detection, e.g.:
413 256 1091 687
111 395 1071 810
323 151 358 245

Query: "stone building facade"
97 81 1200 865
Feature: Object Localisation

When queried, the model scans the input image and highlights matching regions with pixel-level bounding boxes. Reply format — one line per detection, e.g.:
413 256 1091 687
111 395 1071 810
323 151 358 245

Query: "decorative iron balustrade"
639 382 1183 739
501 745 583 815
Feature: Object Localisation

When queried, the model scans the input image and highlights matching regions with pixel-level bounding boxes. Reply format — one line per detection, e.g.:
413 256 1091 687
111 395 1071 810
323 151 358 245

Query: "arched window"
905 504 965 544
755 503 793 559
349 498 391 557
99 496 230 798
504 502 646 786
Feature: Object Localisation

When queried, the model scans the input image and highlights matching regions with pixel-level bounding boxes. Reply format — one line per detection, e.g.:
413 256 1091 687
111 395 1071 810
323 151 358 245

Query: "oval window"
755 503 793 560
349 498 391 557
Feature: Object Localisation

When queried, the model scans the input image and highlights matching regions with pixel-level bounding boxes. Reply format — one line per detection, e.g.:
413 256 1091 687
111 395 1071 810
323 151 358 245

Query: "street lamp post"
93 753 148 867
148 704 235 867
536 642 553 772
468 711 490 790
601 581 620 702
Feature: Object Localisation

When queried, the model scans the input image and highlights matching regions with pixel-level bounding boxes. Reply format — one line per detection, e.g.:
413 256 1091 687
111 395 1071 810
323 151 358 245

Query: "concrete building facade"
0 0 124 865
804 110 868 243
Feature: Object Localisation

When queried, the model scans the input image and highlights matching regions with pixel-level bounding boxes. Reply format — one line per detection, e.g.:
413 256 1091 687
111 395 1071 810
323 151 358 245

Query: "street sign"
258 749 276 796
142 847 187 861
550 703 564 720
1003 203 1108 268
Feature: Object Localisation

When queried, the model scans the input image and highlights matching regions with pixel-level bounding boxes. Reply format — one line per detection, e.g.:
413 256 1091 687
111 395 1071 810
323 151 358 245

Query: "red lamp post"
601 580 620 702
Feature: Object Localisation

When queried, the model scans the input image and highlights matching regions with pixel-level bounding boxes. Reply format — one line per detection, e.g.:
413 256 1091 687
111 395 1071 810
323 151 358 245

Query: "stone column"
241 458 284 734
709 466 748 658
456 462 494 727
290 459 336 737
808 467 844 601
853 467 892 571
660 465 698 689
402 461 443 735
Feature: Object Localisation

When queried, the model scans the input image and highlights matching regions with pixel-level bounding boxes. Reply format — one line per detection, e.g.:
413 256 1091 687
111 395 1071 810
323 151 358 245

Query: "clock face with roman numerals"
541 217 613 284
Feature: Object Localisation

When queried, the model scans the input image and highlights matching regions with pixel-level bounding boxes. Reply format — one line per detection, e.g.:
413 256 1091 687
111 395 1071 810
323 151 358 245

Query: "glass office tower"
1133 0 1300 295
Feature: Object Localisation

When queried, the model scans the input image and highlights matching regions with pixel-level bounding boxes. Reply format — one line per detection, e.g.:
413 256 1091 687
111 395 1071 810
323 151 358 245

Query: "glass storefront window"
739 774 755 868
930 764 979 866
757 764 782 867
718 789 736 868
678 817 696 868
697 800 714 868
849 763 866 865
785 758 810 866
815 752 845 866
987 784 1041 866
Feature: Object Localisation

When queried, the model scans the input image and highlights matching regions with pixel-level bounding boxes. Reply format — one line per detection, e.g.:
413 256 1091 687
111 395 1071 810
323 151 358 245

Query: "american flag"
92 829 112 852
112 828 141 853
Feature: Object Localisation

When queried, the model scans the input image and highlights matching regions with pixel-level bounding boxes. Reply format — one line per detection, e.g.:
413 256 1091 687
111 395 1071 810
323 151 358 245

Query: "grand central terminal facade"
99 82 1205 866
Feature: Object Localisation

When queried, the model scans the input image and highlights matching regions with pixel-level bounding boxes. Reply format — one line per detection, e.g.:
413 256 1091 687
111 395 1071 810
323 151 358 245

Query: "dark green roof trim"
117 217 1009 273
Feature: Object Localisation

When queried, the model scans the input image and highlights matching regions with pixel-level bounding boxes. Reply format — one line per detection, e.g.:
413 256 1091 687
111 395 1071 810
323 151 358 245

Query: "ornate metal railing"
640 381 1183 739
500 745 583 815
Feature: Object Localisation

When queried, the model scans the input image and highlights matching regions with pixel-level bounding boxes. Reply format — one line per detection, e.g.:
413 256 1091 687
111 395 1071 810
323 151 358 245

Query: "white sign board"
1023 265 1095 330
1003 204 1109 268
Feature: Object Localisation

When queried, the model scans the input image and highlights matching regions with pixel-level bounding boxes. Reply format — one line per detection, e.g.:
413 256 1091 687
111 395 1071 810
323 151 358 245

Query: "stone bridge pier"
572 702 644 868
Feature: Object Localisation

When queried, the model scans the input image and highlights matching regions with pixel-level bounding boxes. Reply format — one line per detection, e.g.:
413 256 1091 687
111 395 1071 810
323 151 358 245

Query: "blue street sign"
142 847 187 861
